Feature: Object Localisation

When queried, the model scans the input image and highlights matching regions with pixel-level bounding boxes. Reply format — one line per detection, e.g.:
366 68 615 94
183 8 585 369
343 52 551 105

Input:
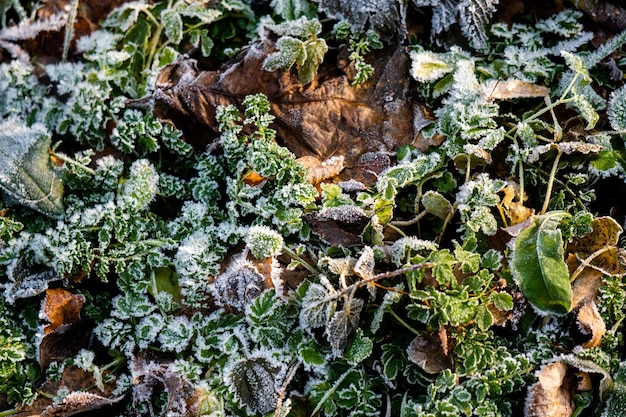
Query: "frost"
158 315 193 353
326 297 364 357
299 282 337 330
608 85 626 131
391 237 438 267
117 159 159 211
245 225 284 259
211 256 266 310
338 179 366 192
409 50 453 82
225 354 285 415
318 206 368 223
2 260 61 304
0 119 64 217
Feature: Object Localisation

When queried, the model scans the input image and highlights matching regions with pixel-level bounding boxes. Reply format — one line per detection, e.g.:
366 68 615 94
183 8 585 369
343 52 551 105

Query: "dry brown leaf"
525 362 575 417
153 40 417 166
527 142 603 163
42 288 86 334
569 216 623 254
41 392 124 417
406 330 453 374
297 155 345 184
569 216 626 278
481 80 549 101
576 300 606 349
499 183 534 226
569 254 605 309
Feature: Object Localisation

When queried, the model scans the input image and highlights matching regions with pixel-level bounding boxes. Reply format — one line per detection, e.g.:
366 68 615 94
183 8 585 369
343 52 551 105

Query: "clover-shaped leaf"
0 119 63 217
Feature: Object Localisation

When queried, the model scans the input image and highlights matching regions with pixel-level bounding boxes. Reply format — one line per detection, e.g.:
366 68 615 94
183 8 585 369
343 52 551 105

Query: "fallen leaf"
481 79 549 101
576 300 606 349
499 183 533 226
153 40 418 166
406 330 453 374
569 254 605 309
43 288 86 334
525 362 575 417
41 392 124 417
527 142 603 164
569 216 623 254
297 155 345 184
38 320 94 372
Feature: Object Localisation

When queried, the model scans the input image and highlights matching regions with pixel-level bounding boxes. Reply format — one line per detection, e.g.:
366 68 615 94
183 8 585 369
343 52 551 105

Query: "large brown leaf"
153 39 419 165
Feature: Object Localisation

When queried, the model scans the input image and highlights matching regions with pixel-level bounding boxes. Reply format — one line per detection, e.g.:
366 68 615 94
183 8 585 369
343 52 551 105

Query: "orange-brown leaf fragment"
576 300 606 349
525 362 575 417
43 288 86 334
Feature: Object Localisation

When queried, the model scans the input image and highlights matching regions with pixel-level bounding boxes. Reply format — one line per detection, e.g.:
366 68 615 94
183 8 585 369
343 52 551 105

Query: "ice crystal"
391 237 438 267
211 256 266 310
245 225 284 259
608 85 626 131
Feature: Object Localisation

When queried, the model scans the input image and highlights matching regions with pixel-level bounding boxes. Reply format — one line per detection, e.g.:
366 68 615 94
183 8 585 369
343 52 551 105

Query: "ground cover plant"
4 0 626 416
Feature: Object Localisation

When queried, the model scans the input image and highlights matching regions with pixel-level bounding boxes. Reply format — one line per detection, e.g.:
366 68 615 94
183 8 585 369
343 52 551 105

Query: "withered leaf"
576 300 606 349
41 392 124 417
499 183 533 226
304 214 366 247
43 288 86 334
569 217 626 278
525 362 575 417
527 142 603 163
406 331 453 374
569 254 605 309
153 39 417 166
569 216 622 254
481 79 549 101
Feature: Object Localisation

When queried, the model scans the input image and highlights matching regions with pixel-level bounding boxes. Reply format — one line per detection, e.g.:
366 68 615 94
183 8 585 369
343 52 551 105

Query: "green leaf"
344 330 373 365
0 120 63 217
262 36 306 71
511 212 573 315
475 304 493 331
298 38 327 84
490 292 513 311
226 356 281 415
604 361 626 417
161 9 183 44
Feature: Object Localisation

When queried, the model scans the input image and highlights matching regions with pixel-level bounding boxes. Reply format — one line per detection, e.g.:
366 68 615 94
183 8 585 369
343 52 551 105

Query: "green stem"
540 148 562 214
0 409 20 417
52 152 96 175
388 309 420 336
311 366 356 416
283 245 318 275
62 0 80 62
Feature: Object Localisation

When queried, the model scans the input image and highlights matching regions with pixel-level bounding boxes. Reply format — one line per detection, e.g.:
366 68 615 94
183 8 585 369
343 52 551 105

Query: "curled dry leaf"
481 79 549 101
569 216 626 278
525 362 575 417
568 253 605 310
297 155 345 184
406 330 453 374
498 183 533 226
527 142 603 163
153 39 418 166
42 288 86 334
41 392 124 417
576 300 606 349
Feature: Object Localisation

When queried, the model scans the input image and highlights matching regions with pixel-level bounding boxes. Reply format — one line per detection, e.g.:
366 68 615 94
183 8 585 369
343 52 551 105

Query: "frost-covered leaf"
299 282 337 329
344 329 373 365
117 159 158 211
3 262 61 304
245 225 284 259
326 298 363 357
299 38 327 85
458 0 499 50
317 0 408 42
161 9 182 44
262 36 306 71
603 362 626 417
409 50 453 83
354 246 375 280
421 190 453 219
158 315 193 353
211 257 266 310
511 211 573 315
0 119 63 217
481 79 549 101
270 0 315 20
225 355 284 415
608 85 626 131
576 300 606 349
